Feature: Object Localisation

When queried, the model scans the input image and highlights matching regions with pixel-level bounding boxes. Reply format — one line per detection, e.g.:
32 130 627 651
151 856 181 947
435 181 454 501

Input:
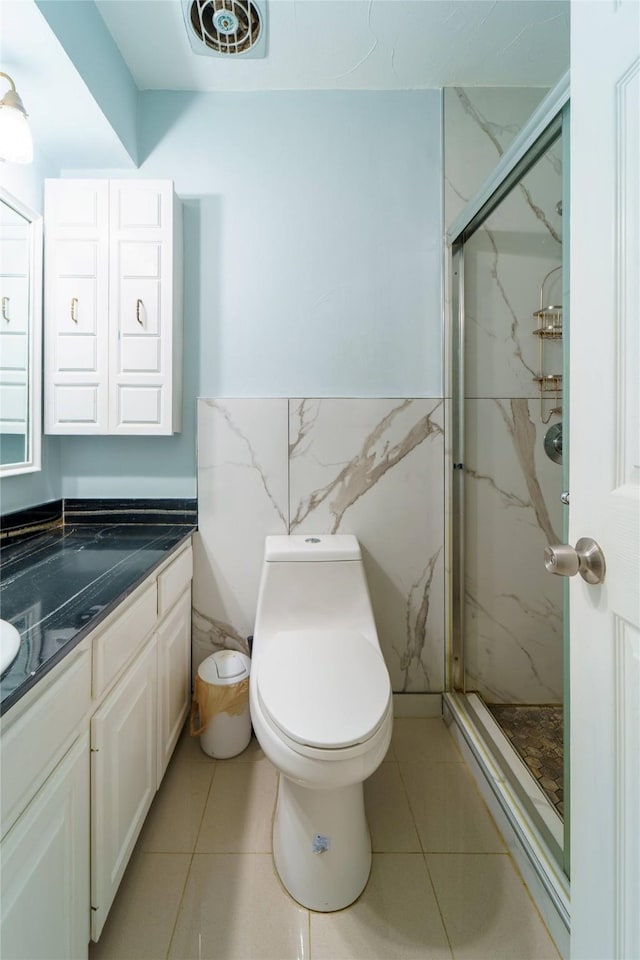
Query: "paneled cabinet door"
44 180 110 434
90 636 158 942
157 588 192 786
0 224 30 438
0 733 90 960
109 180 180 435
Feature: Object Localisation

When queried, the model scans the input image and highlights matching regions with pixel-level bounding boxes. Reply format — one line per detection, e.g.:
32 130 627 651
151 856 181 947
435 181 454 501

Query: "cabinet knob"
136 299 144 326
70 297 78 323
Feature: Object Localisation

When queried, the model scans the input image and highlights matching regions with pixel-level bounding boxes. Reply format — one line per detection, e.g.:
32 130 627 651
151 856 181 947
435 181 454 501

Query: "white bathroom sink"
0 619 21 675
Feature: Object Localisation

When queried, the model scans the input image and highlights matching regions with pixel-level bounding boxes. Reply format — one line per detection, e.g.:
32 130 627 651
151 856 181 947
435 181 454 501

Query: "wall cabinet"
44 179 183 435
0 540 193 959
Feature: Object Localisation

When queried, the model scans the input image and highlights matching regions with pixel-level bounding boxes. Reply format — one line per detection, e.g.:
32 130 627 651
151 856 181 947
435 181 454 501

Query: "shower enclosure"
445 82 570 935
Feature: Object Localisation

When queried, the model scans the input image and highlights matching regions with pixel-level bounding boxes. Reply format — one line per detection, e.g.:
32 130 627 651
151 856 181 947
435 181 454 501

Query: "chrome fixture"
544 538 606 585
544 422 563 464
0 72 33 164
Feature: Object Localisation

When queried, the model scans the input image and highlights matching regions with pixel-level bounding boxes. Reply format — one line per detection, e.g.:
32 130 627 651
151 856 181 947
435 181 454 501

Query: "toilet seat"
256 629 391 751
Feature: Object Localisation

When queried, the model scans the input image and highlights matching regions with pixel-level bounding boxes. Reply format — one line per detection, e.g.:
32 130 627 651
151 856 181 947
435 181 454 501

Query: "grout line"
421 852 456 960
165 850 195 960
396 758 427 855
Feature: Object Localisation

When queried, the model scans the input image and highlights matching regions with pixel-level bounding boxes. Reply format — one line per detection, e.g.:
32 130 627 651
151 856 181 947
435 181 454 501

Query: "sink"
0 619 21 675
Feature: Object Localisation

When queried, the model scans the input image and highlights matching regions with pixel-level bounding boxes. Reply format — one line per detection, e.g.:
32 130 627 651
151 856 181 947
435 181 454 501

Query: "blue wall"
35 0 139 165
57 90 443 499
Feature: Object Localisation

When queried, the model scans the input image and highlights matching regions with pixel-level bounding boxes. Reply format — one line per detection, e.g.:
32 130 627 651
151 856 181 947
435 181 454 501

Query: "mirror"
0 187 42 476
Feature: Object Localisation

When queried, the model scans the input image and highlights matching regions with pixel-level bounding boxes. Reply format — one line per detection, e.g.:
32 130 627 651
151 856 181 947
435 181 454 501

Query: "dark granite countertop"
0 522 195 715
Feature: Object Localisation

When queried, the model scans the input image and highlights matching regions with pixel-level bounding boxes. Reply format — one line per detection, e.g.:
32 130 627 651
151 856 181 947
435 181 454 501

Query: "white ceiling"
96 0 569 91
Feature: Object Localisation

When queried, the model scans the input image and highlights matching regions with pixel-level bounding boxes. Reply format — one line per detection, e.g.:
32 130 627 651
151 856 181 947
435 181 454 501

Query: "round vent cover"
188 0 262 55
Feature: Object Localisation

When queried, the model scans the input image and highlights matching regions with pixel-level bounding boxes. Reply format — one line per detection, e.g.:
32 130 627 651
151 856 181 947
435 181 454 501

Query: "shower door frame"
449 104 565 685
445 74 571 945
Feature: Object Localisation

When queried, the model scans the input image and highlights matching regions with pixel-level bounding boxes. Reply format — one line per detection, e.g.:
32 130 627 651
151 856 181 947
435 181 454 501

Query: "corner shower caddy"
532 265 563 423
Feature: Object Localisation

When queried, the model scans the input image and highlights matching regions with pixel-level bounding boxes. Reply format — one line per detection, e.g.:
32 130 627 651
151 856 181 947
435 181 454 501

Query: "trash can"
190 650 251 758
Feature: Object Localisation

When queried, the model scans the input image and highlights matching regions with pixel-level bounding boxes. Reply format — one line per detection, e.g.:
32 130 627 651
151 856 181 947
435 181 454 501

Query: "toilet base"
273 776 371 912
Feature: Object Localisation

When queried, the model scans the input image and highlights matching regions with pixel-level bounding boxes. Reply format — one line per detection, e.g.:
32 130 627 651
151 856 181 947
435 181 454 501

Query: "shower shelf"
532 327 562 340
533 374 563 389
533 267 563 423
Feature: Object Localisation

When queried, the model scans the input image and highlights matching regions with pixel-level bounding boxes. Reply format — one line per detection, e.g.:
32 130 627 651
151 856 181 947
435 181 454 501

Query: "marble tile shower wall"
445 88 563 704
193 398 445 694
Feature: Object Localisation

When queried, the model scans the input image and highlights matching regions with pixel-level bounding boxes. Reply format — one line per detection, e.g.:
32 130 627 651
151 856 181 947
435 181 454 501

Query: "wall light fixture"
0 72 33 164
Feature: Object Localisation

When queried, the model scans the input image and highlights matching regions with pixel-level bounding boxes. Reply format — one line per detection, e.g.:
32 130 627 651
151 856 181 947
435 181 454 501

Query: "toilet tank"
253 535 379 650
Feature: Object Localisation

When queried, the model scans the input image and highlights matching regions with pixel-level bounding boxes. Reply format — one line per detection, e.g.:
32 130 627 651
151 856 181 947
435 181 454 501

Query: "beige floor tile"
364 763 421 852
310 853 452 960
231 734 266 761
196 757 278 852
393 719 462 764
171 717 217 763
138 760 215 853
427 854 561 960
400 763 505 853
384 737 397 761
89 850 190 960
168 853 309 959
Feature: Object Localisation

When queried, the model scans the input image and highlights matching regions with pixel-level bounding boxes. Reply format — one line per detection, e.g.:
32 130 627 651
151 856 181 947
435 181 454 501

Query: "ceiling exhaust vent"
182 0 267 59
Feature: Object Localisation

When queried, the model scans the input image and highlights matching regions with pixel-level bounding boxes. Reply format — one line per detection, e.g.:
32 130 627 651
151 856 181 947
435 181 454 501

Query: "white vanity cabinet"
88 544 193 941
0 538 193 958
44 179 183 435
0 643 92 960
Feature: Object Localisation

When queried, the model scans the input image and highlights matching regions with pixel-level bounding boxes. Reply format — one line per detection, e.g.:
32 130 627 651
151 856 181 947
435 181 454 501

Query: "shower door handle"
544 538 606 585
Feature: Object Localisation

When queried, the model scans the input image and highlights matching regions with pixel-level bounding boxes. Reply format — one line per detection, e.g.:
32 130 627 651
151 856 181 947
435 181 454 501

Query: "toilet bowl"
249 534 392 912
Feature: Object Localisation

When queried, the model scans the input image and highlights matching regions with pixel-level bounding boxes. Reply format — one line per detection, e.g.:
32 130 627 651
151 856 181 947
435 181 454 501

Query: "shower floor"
486 704 564 817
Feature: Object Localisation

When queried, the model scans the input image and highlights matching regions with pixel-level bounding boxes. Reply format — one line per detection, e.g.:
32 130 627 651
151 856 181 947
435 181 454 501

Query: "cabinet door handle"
136 299 144 326
71 297 78 323
2 296 9 321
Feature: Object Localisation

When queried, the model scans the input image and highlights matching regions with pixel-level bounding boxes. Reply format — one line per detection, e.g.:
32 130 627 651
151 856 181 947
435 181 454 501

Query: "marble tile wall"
193 398 445 694
445 88 564 705
463 399 563 703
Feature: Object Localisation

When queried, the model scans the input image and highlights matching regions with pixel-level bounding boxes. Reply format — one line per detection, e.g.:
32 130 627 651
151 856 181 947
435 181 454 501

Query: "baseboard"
392 692 442 718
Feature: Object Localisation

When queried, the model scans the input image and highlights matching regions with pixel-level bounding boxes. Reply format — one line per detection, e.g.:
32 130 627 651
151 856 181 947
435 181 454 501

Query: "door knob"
544 538 606 585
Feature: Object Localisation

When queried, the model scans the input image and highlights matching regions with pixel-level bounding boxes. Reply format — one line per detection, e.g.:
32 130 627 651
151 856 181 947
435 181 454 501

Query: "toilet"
249 534 393 912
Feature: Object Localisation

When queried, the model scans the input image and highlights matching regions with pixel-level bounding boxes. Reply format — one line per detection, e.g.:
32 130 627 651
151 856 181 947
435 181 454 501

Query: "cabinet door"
0 225 29 440
0 733 90 960
44 180 109 433
90 636 157 941
156 588 192 786
108 180 176 435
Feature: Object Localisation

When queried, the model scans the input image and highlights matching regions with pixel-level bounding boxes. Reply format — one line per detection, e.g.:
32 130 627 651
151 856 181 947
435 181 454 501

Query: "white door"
569 2 640 958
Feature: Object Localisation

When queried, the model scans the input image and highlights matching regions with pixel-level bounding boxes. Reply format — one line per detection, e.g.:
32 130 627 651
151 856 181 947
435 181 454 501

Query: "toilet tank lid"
264 535 361 562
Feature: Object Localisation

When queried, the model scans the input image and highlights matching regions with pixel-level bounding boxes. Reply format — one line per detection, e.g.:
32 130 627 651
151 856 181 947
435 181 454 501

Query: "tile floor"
89 718 561 960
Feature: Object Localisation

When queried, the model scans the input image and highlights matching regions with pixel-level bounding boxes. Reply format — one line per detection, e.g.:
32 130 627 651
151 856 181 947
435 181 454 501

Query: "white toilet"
250 534 393 912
